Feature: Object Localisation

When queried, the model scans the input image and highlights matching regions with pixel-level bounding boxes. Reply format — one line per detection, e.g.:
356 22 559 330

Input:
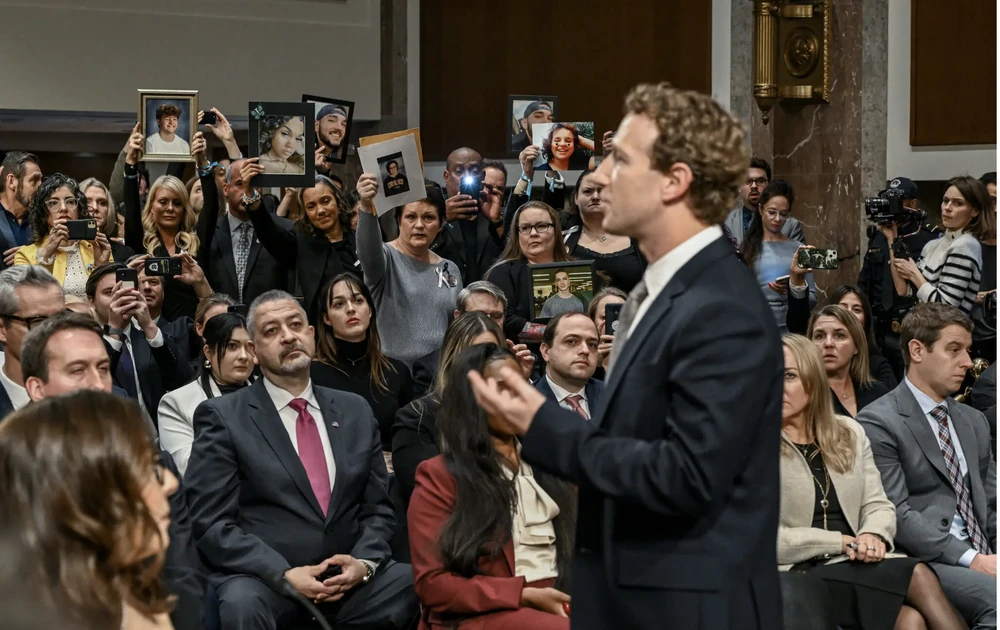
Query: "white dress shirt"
545 375 590 419
628 225 723 338
104 322 164 415
904 377 978 567
0 351 29 411
263 378 336 491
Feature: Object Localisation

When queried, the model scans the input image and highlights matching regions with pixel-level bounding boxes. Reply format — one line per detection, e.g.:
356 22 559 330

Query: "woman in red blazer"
408 344 577 629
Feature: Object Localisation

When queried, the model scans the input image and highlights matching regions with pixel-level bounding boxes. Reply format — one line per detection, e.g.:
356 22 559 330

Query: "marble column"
730 0 889 298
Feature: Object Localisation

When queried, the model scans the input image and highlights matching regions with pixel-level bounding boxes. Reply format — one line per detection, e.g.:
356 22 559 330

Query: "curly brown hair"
0 391 174 628
28 173 93 245
623 83 748 225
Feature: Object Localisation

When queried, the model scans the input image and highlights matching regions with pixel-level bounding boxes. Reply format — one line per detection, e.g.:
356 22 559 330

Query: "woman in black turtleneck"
310 272 413 449
158 313 254 476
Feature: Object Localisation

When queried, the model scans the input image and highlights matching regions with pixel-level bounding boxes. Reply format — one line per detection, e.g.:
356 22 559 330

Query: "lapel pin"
331 421 339 428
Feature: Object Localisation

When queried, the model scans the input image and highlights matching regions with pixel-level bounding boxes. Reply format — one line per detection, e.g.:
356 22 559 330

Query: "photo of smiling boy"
145 102 190 155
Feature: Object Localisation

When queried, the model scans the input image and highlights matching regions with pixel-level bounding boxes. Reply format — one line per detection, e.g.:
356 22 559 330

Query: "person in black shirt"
0 151 42 268
857 177 940 380
971 171 997 362
310 272 412 449
383 160 409 196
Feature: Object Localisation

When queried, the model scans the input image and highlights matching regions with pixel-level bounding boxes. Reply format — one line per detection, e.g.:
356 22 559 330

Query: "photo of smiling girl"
532 122 596 172
258 115 306 174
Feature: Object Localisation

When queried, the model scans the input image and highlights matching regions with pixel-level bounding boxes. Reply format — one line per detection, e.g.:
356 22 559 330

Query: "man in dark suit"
0 152 42 270
87 263 193 427
185 290 418 630
202 159 292 307
535 311 603 419
468 83 783 629
858 304 996 629
137 263 202 370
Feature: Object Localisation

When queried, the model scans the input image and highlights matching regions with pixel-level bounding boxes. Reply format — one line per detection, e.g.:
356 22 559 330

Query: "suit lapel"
246 381 325 519
129 327 154 403
216 217 240 293
897 386 951 482
535 377 557 403
502 539 516 576
244 230 264 280
315 386 348 525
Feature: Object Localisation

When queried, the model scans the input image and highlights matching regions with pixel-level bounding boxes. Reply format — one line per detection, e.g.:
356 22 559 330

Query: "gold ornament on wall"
752 0 831 124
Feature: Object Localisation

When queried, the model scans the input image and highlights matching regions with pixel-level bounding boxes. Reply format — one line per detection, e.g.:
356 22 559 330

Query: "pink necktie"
289 398 331 515
564 394 590 420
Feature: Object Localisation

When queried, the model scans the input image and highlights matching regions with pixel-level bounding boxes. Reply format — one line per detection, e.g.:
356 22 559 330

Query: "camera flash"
463 175 474 184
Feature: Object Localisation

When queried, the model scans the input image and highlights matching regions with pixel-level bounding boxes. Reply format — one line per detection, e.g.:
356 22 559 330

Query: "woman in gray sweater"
356 174 462 368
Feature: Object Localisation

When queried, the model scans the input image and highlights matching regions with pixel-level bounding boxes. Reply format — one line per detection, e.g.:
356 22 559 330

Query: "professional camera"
985 291 997 329
864 187 908 225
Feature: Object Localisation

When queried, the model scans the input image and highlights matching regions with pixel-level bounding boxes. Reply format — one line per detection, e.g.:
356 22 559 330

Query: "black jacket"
390 396 440 507
106 325 194 427
484 258 534 343
434 214 503 284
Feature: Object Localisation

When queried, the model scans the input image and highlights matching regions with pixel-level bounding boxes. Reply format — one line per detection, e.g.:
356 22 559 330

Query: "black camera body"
891 238 912 261
145 257 182 277
985 291 997 330
864 188 908 225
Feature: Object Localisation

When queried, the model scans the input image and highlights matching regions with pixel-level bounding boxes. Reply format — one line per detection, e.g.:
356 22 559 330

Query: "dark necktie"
930 404 990 553
564 394 590 420
290 398 331 515
607 279 649 375
116 339 138 399
235 223 253 301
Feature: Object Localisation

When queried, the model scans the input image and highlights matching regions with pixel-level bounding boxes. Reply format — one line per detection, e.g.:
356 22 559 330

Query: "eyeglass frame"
0 308 74 330
44 197 80 211
516 221 555 236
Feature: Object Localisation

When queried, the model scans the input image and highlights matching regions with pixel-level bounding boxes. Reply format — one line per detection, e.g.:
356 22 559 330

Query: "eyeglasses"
45 198 79 211
517 222 554 236
764 209 792 220
745 178 768 188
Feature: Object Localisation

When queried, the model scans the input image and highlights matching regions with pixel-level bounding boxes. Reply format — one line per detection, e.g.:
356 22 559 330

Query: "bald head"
444 147 483 198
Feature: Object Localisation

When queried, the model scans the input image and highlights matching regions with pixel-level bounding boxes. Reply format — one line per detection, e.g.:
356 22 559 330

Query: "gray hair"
0 266 61 318
456 280 507 312
247 290 305 339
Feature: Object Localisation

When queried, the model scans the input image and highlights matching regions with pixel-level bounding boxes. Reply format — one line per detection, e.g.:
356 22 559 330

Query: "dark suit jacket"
436 214 503 285
519 236 783 630
110 240 136 264
159 449 206 630
390 396 440 507
246 202 359 320
535 376 604 418
159 315 200 373
484 259 533 343
185 379 396 586
858 382 998 564
0 383 13 421
410 349 440 398
969 363 997 413
106 325 194 427
407 455 556 629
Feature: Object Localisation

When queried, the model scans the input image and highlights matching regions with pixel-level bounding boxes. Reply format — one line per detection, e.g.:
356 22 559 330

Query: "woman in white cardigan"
158 312 253 476
779 335 965 630
886 175 995 316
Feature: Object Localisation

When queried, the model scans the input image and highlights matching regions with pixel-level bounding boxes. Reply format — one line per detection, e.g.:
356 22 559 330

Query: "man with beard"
315 103 349 163
146 103 191 155
0 151 42 268
511 101 554 152
185 290 418 630
724 157 804 246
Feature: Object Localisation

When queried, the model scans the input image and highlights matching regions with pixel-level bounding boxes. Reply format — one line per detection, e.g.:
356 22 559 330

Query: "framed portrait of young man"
302 95 355 165
357 133 425 217
528 260 597 322
247 101 316 188
508 94 558 156
137 89 199 163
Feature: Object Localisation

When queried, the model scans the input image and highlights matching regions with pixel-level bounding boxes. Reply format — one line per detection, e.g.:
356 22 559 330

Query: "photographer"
857 177 940 379
972 171 997 362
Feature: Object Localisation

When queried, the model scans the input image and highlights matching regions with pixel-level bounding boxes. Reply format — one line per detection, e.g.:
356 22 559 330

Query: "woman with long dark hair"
742 180 814 332
158 313 253 476
408 344 576 629
0 390 179 629
311 272 412 448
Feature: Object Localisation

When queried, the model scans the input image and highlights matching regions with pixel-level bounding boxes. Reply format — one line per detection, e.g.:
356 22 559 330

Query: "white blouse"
504 459 560 582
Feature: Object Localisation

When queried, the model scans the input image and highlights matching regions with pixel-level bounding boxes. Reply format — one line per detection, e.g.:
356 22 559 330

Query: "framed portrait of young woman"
247 101 316 187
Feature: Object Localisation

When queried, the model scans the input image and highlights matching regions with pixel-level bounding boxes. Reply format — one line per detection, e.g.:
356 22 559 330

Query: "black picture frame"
248 101 315 187
508 94 559 156
302 94 356 165
528 260 597 322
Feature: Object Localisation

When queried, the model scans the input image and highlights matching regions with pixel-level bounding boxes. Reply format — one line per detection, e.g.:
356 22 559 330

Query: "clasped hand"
285 555 369 604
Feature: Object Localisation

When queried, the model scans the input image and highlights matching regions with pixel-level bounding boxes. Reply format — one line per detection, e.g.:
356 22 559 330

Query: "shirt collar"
263 377 318 412
643 225 722 302
227 210 250 233
904 376 944 415
0 352 30 410
545 374 586 402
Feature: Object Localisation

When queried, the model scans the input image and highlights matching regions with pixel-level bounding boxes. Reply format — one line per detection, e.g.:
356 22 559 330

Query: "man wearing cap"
858 176 941 380
316 104 349 162
511 101 554 152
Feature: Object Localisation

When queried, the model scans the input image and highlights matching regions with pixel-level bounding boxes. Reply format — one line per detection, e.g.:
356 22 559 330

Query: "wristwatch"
361 561 376 584
103 325 125 337
241 190 261 207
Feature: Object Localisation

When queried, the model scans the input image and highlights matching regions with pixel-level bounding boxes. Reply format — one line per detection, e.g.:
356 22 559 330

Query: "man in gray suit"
859 303 996 629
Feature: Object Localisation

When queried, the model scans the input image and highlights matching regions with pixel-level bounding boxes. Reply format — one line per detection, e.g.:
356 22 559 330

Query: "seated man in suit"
185 290 418 630
536 311 603 419
18 310 206 630
859 303 997 630
137 261 200 370
86 263 194 426
0 265 65 418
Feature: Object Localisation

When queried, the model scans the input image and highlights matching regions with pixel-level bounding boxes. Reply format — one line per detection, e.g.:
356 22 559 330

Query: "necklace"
797 443 832 529
598 235 607 243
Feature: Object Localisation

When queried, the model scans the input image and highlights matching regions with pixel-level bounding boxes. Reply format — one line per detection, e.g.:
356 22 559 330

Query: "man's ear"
24 376 44 402
0 321 9 346
662 162 694 207
540 343 551 362
907 340 924 365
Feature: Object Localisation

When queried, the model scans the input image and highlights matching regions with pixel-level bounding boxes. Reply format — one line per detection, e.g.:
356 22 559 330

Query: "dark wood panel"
420 0 712 161
910 0 997 146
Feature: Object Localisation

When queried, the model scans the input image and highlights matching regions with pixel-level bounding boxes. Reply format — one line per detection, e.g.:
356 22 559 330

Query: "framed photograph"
359 128 424 169
302 94 355 165
248 102 315 188
508 95 558 156
532 121 596 173
529 260 597 322
358 133 425 216
137 89 198 163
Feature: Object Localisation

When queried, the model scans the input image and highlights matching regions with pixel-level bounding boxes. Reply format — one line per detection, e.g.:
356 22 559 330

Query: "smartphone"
797 248 840 270
773 275 790 287
116 268 138 291
316 564 342 582
201 110 218 126
66 219 98 241
228 304 249 317
145 257 182 277
459 174 482 204
605 302 623 336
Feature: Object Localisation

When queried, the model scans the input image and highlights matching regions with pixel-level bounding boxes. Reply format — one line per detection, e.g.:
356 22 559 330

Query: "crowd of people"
0 81 995 630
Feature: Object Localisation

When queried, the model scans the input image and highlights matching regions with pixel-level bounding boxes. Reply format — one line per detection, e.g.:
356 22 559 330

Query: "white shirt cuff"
789 283 808 298
104 335 123 351
360 559 379 573
146 327 164 347
958 549 978 568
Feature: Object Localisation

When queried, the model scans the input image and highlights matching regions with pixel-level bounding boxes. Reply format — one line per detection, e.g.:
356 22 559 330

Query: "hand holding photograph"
358 132 425 216
508 94 558 155
248 102 315 187
138 89 198 162
532 121 596 172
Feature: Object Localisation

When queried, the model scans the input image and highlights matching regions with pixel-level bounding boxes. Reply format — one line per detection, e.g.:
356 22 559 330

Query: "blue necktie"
116 340 138 399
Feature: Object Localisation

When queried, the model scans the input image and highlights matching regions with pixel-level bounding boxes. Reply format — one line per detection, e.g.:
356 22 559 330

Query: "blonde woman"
80 177 136 262
122 125 216 320
779 334 966 630
808 304 890 418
